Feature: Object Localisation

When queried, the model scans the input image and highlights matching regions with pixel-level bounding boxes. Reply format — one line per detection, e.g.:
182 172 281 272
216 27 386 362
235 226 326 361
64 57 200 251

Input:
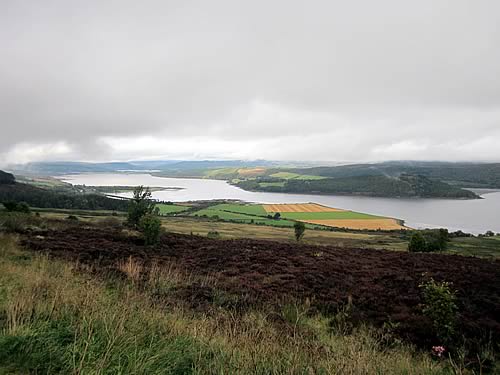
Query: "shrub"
0 212 42 232
409 229 449 252
408 232 427 252
139 214 162 245
293 222 305 242
66 215 79 221
2 201 31 214
419 278 458 343
207 231 220 239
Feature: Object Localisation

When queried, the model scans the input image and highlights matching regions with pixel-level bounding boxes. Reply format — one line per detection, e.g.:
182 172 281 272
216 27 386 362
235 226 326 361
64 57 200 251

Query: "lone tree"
127 186 156 227
293 221 306 242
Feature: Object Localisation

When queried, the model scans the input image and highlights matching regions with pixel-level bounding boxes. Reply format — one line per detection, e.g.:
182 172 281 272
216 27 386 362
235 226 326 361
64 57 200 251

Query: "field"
19 223 500 363
259 181 285 187
270 172 325 180
264 203 407 230
185 202 408 231
28 210 500 257
263 203 344 212
156 203 191 215
304 218 405 230
186 202 401 230
190 204 300 228
237 167 267 177
2 227 472 374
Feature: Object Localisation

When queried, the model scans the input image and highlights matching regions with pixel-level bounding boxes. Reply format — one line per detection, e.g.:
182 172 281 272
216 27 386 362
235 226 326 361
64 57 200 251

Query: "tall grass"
0 233 452 374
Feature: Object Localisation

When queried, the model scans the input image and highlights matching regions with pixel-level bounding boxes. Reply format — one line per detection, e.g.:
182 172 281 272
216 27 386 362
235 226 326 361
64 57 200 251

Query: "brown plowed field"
302 219 406 230
22 226 500 349
263 203 345 213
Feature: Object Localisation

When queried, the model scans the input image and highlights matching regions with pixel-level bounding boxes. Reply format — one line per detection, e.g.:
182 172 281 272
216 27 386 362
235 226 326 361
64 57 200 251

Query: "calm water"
60 173 500 234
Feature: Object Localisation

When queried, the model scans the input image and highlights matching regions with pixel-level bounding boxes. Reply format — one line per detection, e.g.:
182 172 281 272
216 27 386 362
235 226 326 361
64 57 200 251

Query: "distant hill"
289 161 500 188
0 170 15 185
10 160 279 176
235 173 479 199
0 170 128 211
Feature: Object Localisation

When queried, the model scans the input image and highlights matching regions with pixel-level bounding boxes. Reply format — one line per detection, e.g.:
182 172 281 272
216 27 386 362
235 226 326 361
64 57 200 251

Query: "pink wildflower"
432 345 446 357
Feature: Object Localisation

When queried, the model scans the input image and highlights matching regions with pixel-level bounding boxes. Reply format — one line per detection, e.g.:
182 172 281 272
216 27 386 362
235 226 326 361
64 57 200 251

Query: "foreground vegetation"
0 232 460 374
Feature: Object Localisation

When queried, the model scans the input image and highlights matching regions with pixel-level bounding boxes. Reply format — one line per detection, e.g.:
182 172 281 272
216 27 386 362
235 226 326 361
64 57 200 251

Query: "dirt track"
22 226 500 348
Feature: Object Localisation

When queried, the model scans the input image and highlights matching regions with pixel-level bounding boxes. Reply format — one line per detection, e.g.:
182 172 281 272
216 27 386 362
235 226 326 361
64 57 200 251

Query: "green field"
278 211 381 220
446 236 500 259
207 203 268 216
270 172 325 180
155 203 190 215
259 182 285 187
191 208 299 227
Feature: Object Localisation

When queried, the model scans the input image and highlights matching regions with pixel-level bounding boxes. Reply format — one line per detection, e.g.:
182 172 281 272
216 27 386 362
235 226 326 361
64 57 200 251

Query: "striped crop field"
262 203 406 230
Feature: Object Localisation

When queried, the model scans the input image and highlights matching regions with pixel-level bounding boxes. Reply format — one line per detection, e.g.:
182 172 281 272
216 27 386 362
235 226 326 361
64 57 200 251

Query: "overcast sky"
1 0 500 166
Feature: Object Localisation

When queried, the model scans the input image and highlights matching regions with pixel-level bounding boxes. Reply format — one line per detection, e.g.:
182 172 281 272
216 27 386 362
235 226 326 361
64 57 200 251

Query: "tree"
294 221 305 242
16 202 31 214
408 232 427 252
127 186 156 227
139 214 162 245
273 212 281 220
2 201 30 213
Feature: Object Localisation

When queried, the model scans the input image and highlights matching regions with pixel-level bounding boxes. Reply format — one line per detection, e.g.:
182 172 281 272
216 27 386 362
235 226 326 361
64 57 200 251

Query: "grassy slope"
0 233 449 374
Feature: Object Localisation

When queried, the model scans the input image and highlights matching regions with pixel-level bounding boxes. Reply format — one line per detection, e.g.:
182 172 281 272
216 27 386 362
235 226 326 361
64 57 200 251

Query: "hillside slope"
236 174 479 198
0 170 128 210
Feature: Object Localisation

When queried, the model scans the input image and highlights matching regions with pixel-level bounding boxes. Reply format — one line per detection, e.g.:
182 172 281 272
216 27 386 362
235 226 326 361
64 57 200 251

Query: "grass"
206 203 268 216
190 208 299 228
0 233 453 374
446 236 500 259
259 182 285 187
270 172 325 180
155 203 190 215
158 216 407 249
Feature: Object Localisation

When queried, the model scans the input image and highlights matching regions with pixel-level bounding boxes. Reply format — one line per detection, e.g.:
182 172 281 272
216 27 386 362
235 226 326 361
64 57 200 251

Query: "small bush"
408 232 427 252
409 229 449 252
419 278 458 343
293 222 305 242
2 201 31 214
66 215 79 221
0 212 42 233
139 214 162 245
207 231 220 239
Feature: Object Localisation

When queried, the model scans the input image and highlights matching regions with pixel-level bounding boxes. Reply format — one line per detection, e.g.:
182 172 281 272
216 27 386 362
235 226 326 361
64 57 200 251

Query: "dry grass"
237 167 267 177
117 256 143 282
302 218 407 230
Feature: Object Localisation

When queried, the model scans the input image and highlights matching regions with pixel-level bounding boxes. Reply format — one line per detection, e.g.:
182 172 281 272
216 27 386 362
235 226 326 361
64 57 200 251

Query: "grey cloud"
1 0 500 164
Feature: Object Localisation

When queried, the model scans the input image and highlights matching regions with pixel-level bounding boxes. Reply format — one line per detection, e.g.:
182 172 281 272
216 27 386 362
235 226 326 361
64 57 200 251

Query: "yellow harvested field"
263 203 346 213
238 167 267 176
301 219 407 230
